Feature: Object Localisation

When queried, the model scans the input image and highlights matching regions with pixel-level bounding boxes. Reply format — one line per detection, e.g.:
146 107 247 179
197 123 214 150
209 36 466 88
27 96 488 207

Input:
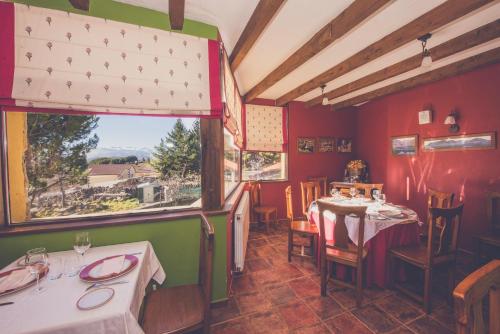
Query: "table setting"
0 234 165 334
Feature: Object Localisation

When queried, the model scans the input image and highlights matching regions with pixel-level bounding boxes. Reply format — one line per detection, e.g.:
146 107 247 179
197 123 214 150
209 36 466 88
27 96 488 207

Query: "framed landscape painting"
337 138 352 153
318 137 335 153
391 135 418 156
422 132 496 152
297 137 315 153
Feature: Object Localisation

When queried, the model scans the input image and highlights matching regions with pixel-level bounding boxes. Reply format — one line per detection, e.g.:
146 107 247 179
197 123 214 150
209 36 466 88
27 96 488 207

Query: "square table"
0 241 165 334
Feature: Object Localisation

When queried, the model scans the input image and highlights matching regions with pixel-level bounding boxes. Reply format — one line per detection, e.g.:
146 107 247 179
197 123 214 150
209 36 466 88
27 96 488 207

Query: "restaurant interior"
0 0 499 333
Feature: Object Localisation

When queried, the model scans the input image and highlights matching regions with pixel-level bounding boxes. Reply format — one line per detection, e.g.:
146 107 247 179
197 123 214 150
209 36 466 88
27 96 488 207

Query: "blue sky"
92 115 196 149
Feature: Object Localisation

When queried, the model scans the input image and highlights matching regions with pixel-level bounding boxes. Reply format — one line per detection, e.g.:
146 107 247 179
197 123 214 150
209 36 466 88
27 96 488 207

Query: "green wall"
0 214 228 302
12 0 218 40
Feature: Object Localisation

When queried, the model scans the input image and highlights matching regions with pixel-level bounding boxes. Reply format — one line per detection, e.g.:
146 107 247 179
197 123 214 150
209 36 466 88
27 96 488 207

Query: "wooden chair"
453 259 500 334
317 200 368 308
330 181 353 197
142 215 214 334
308 176 328 197
354 183 384 199
286 186 318 262
476 193 500 264
300 181 321 217
249 182 278 233
389 204 464 313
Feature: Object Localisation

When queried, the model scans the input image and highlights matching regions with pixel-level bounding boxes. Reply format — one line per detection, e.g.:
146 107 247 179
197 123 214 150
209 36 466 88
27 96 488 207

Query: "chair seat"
390 244 453 268
477 232 500 246
326 243 367 266
142 285 204 334
291 220 318 234
254 206 277 214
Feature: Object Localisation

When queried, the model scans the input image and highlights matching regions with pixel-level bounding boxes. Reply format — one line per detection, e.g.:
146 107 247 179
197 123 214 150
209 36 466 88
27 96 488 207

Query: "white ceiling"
115 0 500 107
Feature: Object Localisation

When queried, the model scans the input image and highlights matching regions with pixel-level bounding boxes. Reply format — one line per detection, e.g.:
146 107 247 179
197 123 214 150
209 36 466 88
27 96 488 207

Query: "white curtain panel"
245 104 287 152
222 50 244 147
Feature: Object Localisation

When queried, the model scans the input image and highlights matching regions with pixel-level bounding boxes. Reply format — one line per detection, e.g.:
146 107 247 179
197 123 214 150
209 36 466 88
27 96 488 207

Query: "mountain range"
87 147 153 162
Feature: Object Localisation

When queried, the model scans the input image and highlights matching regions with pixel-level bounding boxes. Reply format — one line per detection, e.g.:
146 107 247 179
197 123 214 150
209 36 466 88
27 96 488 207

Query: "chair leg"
423 268 432 314
288 228 293 262
356 263 363 308
264 213 270 234
320 258 327 296
448 263 456 304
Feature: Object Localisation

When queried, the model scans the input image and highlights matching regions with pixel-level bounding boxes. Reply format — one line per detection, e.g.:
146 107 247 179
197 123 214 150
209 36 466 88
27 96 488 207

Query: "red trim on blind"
208 40 222 118
242 103 247 149
281 106 288 152
0 2 14 100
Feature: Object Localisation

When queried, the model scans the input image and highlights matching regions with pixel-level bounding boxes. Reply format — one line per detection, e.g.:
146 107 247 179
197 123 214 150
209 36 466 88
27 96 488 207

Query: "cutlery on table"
85 280 129 291
0 301 14 306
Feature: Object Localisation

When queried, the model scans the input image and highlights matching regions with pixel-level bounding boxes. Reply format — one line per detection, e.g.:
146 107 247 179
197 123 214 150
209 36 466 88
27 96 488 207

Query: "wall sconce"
417 33 432 69
444 111 459 133
320 84 329 106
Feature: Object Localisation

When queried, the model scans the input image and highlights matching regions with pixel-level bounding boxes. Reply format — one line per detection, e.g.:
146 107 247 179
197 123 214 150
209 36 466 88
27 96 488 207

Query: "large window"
242 152 287 181
4 112 201 223
224 129 240 196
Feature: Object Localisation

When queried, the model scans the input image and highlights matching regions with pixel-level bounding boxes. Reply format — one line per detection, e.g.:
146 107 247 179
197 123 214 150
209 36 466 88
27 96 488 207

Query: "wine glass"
25 247 48 293
379 193 387 206
74 232 91 268
373 189 381 202
349 187 357 199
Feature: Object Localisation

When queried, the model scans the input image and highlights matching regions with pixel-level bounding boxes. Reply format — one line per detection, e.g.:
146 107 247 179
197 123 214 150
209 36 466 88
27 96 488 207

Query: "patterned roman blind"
222 50 243 147
245 104 288 152
0 2 222 117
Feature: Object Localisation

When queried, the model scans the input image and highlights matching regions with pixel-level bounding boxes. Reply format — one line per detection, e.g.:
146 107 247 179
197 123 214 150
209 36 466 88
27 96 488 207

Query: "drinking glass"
349 187 357 198
379 194 386 205
74 232 91 267
25 247 48 293
47 255 62 280
373 189 381 203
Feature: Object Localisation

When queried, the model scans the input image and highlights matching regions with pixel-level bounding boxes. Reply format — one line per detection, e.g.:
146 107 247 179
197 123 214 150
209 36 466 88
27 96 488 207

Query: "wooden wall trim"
201 118 225 211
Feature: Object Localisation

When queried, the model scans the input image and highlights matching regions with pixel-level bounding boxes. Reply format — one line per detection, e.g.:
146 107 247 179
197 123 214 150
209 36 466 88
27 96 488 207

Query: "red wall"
355 63 500 250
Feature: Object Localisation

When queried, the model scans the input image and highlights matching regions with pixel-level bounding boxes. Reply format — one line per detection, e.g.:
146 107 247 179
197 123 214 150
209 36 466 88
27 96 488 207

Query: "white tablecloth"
308 197 420 245
0 241 166 334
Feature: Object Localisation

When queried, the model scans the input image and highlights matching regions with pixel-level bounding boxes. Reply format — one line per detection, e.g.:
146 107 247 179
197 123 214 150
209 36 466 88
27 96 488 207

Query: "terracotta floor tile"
266 253 290 267
290 322 332 334
288 277 320 298
255 245 279 258
232 274 259 295
246 258 272 272
352 304 400 333
328 286 360 310
408 316 454 334
252 269 284 287
274 263 305 280
324 313 373 334
247 310 288 334
304 295 344 320
387 327 415 334
277 301 320 330
363 287 394 302
375 295 423 324
293 258 319 275
234 291 272 315
210 297 240 324
249 238 269 248
210 317 251 334
429 304 455 331
264 283 298 306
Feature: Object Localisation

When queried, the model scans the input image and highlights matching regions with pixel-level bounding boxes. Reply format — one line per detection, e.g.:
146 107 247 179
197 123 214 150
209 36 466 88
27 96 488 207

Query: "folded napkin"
99 255 125 276
0 268 33 292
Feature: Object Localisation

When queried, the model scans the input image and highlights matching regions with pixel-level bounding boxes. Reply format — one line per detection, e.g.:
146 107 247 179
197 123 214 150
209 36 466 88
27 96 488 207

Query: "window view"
242 152 287 181
6 112 201 223
224 129 240 196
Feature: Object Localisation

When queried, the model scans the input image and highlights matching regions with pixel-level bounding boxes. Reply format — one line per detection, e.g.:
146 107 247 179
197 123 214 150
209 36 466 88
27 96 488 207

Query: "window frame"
223 128 241 199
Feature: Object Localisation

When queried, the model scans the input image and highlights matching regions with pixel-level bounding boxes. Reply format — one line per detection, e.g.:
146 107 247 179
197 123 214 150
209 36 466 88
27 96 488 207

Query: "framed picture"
337 138 352 153
422 132 496 152
318 137 335 153
297 137 315 153
418 110 432 124
391 135 418 156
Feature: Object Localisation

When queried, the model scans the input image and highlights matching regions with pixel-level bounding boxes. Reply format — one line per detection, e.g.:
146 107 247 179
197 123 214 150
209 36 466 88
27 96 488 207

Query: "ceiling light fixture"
320 84 328 105
417 33 433 68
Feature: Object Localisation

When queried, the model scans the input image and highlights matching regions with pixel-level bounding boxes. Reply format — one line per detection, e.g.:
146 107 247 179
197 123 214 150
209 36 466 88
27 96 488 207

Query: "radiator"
234 191 250 272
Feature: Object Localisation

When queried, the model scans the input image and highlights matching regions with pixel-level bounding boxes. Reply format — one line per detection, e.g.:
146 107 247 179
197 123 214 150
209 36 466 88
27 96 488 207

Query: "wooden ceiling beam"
244 0 390 102
230 0 286 72
276 0 494 106
169 0 185 30
307 19 500 107
332 47 500 110
69 0 89 11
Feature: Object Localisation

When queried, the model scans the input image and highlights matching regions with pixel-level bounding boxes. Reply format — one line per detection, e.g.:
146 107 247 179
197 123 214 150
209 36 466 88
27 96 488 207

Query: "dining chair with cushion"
317 200 368 308
308 176 329 197
286 186 318 263
142 215 214 334
354 183 384 199
249 182 278 233
475 192 500 264
300 181 321 217
389 204 464 314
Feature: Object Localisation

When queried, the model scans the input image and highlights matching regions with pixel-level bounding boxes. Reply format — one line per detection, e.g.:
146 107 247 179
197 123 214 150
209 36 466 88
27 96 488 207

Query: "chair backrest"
427 204 464 261
308 176 328 196
453 259 500 334
354 183 384 199
301 181 321 216
331 181 352 196
427 188 455 227
487 192 500 231
249 182 262 208
285 185 294 221
199 214 214 332
317 200 367 261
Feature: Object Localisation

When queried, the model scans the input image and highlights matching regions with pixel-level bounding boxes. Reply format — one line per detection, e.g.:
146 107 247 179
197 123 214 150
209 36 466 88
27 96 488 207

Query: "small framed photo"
297 137 315 154
337 138 352 153
391 135 418 156
318 137 335 153
422 132 496 152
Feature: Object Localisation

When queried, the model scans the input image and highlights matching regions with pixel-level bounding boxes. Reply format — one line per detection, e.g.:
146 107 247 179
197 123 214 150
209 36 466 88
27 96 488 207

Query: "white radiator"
234 191 250 272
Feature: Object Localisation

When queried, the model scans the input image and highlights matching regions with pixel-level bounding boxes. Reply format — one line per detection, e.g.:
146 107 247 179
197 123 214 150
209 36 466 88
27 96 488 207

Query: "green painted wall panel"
11 0 218 40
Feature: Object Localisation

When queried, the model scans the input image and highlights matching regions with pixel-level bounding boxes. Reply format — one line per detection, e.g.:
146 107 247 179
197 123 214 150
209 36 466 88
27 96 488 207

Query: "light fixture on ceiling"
444 110 459 133
320 84 328 106
417 33 433 68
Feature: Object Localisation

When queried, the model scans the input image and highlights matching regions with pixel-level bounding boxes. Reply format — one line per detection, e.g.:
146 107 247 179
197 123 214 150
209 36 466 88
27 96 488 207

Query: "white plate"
88 258 133 279
77 287 115 310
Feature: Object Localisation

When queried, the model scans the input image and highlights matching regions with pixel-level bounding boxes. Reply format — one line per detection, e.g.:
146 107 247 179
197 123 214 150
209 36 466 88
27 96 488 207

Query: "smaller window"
242 152 287 181
224 129 240 196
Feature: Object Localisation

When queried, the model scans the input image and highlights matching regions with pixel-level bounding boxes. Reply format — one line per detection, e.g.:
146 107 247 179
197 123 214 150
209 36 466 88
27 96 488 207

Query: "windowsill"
242 179 288 183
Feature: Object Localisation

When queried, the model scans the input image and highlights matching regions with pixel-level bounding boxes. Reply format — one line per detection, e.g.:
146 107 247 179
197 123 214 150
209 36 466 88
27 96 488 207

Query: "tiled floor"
210 222 472 334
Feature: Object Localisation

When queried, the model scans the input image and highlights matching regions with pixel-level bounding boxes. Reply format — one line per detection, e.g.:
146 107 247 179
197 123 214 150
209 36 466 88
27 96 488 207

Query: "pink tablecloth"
309 211 419 288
